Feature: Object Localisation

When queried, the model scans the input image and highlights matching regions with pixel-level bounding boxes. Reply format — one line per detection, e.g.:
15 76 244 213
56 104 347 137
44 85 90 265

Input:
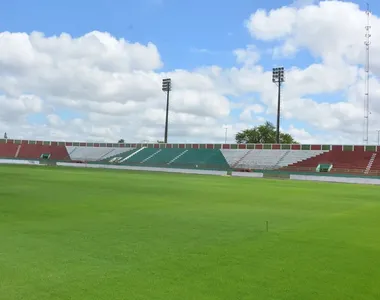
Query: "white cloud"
239 104 265 122
287 125 314 143
234 45 260 66
2 1 380 144
246 7 297 41
0 94 42 121
241 0 380 143
0 31 232 142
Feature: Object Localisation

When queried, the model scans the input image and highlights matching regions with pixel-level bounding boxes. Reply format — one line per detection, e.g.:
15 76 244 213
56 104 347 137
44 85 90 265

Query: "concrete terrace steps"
365 153 377 174
15 145 21 158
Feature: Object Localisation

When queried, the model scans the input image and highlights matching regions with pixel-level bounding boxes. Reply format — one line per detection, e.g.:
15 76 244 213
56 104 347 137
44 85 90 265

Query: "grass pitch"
1 166 380 300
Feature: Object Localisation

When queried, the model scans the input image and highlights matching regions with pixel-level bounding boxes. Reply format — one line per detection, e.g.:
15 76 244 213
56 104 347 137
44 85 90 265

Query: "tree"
235 121 298 144
157 140 165 143
118 139 125 143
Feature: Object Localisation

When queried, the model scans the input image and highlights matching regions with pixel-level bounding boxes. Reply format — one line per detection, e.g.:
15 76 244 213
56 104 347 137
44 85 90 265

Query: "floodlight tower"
364 3 371 144
272 67 285 144
224 126 228 144
162 78 172 144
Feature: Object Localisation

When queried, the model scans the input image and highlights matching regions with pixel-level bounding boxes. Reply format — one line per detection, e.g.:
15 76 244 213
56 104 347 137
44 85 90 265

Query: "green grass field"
1 165 380 300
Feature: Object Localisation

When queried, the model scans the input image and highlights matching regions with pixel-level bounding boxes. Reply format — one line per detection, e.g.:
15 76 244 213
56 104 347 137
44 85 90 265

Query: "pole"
364 3 371 144
276 81 281 144
164 90 170 143
224 128 227 144
377 130 380 145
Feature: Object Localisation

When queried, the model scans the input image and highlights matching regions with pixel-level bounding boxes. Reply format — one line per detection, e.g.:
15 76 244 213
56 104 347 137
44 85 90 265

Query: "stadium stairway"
363 152 380 176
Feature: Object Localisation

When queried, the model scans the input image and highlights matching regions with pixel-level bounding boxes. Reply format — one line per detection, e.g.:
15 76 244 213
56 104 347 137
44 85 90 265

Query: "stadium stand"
2 140 380 175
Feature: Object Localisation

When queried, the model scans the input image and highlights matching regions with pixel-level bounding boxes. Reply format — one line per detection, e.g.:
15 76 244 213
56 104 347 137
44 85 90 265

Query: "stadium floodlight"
272 67 285 144
223 126 228 144
162 78 172 144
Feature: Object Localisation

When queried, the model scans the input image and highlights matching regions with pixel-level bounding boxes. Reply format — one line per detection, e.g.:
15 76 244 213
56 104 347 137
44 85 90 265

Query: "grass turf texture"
0 166 380 300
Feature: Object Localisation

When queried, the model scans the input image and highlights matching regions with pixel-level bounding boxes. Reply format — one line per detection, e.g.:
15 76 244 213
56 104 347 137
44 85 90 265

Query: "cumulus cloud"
1 1 380 144
242 0 380 143
234 45 261 66
0 31 231 142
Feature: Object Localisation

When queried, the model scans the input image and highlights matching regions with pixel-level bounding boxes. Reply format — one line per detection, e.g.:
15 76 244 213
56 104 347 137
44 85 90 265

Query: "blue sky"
0 0 379 143
0 0 371 68
0 0 268 70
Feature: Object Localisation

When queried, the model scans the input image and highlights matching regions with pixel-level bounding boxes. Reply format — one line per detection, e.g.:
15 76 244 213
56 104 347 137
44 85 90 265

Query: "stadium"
1 138 380 299
2 1 380 299
1 139 380 176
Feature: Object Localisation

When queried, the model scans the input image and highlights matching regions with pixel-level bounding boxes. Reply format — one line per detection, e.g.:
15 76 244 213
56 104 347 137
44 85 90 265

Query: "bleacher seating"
0 143 18 158
1 140 380 175
100 147 230 170
278 150 328 168
222 149 327 170
173 149 229 169
284 149 373 174
221 150 250 166
66 146 133 161
367 153 380 175
141 149 184 165
17 144 69 160
124 148 159 164
99 148 138 163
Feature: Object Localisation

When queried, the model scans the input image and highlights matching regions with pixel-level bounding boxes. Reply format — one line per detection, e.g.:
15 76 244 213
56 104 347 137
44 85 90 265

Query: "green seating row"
98 147 230 170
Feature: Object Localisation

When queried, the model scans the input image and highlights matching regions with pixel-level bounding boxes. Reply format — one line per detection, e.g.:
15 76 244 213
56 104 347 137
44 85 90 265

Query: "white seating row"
66 146 133 161
221 149 327 169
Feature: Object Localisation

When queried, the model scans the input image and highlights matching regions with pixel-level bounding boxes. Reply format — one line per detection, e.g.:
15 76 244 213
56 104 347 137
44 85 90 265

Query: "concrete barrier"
290 174 380 185
57 162 228 176
231 172 263 178
0 159 40 165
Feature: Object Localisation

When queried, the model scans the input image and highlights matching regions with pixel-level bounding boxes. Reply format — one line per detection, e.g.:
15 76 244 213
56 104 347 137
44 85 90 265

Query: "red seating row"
0 143 19 158
286 148 374 173
17 144 69 160
0 143 69 160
